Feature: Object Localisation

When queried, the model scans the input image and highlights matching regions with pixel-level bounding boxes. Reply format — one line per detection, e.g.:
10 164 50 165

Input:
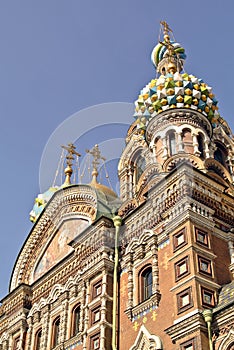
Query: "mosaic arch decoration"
33 218 89 281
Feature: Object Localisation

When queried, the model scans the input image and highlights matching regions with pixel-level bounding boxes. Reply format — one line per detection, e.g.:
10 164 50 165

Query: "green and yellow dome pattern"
134 71 220 131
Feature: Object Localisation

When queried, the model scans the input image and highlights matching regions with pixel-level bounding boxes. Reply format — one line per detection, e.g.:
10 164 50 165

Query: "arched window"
135 155 146 183
71 304 80 337
168 132 176 156
140 266 153 302
52 317 60 348
214 142 228 167
197 133 205 159
35 329 42 350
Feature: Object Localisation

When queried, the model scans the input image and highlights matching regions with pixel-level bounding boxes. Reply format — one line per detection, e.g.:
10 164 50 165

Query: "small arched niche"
182 128 193 154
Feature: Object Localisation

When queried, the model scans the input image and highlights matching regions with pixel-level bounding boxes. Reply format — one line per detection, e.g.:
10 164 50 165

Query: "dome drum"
145 109 213 144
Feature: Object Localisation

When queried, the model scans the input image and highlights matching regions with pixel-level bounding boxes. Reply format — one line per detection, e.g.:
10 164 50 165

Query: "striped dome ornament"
134 22 225 134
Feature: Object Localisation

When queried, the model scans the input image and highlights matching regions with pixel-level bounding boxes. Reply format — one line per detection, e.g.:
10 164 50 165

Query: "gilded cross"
159 21 175 62
160 20 173 37
86 144 106 173
61 143 81 185
62 143 81 167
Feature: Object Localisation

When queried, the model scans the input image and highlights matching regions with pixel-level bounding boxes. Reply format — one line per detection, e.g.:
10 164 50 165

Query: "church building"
1 22 234 350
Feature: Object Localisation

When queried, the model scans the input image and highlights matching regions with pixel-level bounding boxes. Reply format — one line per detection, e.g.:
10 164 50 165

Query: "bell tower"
118 22 234 349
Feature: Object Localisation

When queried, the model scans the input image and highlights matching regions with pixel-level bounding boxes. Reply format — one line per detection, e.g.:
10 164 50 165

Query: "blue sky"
0 0 234 299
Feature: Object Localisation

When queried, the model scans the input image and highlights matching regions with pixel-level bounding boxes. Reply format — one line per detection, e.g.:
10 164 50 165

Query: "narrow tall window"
35 329 42 350
168 132 176 155
71 305 80 337
140 266 153 302
214 143 227 167
52 317 60 348
197 133 205 159
13 337 20 350
135 155 146 183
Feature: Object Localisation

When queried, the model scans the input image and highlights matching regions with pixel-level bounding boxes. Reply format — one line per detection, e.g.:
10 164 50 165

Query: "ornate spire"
86 144 106 183
151 21 186 74
160 20 173 37
61 143 81 186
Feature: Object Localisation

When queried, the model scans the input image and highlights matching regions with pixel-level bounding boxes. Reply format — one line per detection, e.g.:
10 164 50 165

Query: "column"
204 139 211 158
128 165 134 199
41 306 50 350
192 133 199 155
26 316 33 350
127 254 134 310
82 280 90 350
162 137 168 159
61 298 69 342
177 132 184 153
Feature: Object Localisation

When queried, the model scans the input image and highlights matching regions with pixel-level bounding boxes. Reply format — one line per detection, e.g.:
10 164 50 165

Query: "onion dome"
89 169 118 199
151 40 186 73
134 72 220 131
134 21 225 133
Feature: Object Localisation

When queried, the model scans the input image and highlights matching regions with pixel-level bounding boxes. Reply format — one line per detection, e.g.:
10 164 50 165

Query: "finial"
61 143 81 186
160 20 173 39
151 21 186 74
159 21 177 73
86 144 106 183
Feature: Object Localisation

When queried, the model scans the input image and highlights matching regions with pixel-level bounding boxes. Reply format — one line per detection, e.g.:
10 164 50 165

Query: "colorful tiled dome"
134 21 226 133
134 72 220 131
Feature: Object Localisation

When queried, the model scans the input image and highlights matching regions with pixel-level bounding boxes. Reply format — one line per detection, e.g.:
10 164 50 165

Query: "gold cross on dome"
86 144 106 173
61 143 81 186
62 143 81 167
159 21 175 64
160 20 173 37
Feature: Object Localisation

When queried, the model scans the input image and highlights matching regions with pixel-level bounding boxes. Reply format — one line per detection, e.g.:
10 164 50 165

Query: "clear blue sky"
0 0 234 299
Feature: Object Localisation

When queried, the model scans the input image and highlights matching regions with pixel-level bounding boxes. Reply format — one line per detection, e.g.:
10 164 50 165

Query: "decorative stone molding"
146 109 213 143
129 325 163 350
218 328 234 349
165 310 206 343
205 158 233 183
163 153 205 172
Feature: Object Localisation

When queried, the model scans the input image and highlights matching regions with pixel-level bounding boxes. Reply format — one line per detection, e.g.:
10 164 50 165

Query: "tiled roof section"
214 281 234 313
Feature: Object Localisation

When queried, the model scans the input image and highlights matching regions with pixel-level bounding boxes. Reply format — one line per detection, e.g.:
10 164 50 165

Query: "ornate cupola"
118 22 234 214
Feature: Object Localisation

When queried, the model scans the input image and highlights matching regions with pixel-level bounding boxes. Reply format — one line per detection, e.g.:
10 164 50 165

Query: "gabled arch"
130 325 163 350
135 164 164 201
118 136 146 172
218 328 234 349
205 158 233 183
10 186 95 292
47 284 64 303
126 229 154 254
163 153 205 172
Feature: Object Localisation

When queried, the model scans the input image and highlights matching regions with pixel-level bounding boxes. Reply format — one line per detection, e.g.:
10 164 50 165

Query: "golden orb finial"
61 143 81 186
